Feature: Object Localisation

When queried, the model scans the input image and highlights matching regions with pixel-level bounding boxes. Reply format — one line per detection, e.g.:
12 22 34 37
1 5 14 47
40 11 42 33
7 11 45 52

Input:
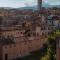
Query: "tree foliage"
40 30 58 60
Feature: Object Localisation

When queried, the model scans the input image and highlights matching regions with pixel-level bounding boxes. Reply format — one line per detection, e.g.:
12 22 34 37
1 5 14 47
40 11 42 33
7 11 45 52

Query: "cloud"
0 0 60 7
43 0 60 5
0 0 37 8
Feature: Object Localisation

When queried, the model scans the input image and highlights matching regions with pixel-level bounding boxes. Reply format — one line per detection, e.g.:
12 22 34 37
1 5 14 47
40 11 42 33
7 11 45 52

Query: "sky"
0 0 60 8
0 0 37 8
43 0 60 5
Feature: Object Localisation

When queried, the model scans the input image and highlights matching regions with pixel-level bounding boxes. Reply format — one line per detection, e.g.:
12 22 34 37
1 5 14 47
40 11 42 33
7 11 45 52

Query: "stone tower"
38 0 42 10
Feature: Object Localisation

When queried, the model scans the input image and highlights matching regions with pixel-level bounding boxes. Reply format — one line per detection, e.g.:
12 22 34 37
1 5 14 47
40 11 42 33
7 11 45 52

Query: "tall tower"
38 0 42 11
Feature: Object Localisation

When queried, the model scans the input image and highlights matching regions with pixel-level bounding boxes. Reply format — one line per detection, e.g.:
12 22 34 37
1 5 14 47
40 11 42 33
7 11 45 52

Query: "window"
18 32 20 34
19 51 21 57
21 32 23 34
59 40 60 47
5 46 7 48
14 44 16 47
24 40 27 44
41 27 46 30
42 32 44 36
28 46 32 50
29 40 31 43
23 49 26 53
5 53 8 60
9 45 12 48
37 33 39 36
33 32 36 36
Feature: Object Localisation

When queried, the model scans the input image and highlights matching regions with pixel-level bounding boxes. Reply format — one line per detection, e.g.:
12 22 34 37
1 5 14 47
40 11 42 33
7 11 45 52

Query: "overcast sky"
0 0 60 8
43 0 60 5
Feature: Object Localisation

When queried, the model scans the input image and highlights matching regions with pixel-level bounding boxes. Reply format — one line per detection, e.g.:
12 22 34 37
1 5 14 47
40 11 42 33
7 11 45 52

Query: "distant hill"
0 3 60 10
42 2 60 8
17 6 38 10
0 7 14 10
18 3 60 10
